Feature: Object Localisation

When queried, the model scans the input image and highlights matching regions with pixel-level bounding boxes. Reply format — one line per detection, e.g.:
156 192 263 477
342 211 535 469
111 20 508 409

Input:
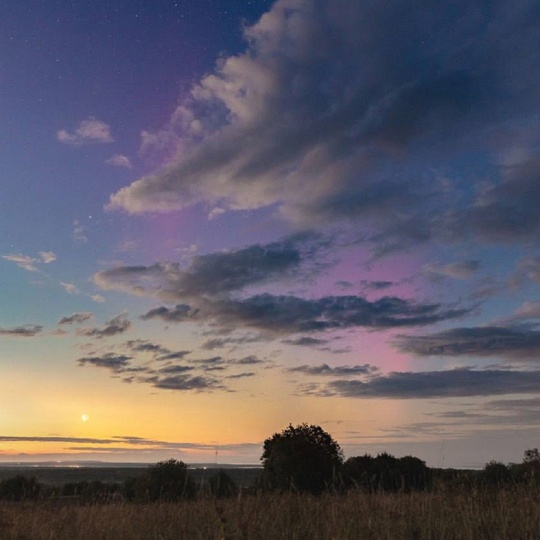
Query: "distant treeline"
1 425 539 502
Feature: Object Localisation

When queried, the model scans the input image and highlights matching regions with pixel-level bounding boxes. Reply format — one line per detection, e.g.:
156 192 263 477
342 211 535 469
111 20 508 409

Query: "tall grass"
0 484 538 539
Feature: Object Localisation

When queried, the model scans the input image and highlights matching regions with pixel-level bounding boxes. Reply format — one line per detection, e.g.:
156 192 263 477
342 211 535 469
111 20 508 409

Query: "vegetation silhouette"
260 423 343 494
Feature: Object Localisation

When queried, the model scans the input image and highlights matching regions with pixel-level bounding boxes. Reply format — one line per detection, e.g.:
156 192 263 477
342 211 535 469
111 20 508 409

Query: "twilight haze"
1 0 539 469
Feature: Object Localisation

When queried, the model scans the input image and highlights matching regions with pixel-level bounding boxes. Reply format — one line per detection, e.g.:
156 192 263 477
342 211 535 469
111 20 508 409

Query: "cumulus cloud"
106 0 540 251
395 326 540 359
57 117 113 145
0 325 42 337
318 368 540 399
58 312 94 325
106 154 132 168
78 313 131 339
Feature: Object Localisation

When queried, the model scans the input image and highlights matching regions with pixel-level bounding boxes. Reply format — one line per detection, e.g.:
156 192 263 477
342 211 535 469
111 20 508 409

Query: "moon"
81 414 89 422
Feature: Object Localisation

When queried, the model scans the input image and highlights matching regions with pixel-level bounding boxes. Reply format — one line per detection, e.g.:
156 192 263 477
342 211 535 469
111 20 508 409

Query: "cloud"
125 339 170 356
155 350 191 361
2 254 39 272
141 294 468 335
38 251 56 264
91 294 105 303
0 325 42 337
287 363 377 376
153 374 221 391
2 251 57 272
60 282 80 295
57 117 113 145
78 313 131 339
95 233 321 301
72 220 88 244
58 312 94 325
77 353 132 372
319 368 540 399
106 0 540 253
106 154 132 168
395 326 540 359
360 280 394 291
140 304 196 322
423 260 480 280
283 336 329 347
195 294 470 334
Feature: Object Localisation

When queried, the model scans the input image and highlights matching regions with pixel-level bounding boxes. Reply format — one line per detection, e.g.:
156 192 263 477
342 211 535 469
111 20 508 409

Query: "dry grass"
0 485 539 539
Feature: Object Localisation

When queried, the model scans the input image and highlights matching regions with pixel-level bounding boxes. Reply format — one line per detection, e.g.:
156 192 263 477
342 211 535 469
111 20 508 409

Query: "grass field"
0 485 538 539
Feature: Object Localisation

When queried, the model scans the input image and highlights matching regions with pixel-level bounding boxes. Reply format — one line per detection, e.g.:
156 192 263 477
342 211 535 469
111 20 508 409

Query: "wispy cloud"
2 251 56 272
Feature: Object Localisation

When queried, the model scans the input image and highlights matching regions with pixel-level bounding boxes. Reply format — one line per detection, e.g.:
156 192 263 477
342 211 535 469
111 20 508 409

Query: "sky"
1 0 539 469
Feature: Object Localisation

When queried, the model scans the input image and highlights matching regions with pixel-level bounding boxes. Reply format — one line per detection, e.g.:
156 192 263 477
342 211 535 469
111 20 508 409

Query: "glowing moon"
81 414 89 422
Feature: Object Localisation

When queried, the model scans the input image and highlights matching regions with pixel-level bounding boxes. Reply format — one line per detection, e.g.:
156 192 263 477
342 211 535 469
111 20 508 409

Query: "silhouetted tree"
480 461 512 486
131 459 195 502
343 453 430 491
261 423 343 494
0 475 41 501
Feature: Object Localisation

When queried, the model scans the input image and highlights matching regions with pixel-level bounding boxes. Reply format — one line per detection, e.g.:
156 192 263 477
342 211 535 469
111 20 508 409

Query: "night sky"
1 0 539 468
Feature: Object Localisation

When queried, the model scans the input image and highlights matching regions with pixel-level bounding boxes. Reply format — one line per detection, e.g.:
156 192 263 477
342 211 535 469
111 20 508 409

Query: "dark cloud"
106 0 540 252
452 158 540 243
153 374 220 391
283 336 329 347
78 313 131 338
360 280 394 291
203 294 470 333
77 354 132 372
322 368 540 399
96 233 324 301
158 365 194 374
58 312 94 325
141 304 197 322
226 372 255 379
155 350 191 361
125 339 169 355
232 355 265 365
287 363 377 376
396 326 540 359
200 335 263 350
0 325 42 337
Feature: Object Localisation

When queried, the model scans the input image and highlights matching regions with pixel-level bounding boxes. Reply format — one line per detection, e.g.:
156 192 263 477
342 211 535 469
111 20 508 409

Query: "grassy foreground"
0 486 539 540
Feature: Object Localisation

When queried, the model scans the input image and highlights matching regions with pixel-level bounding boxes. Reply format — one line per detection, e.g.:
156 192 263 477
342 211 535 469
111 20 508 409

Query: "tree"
261 423 343 494
134 459 195 502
